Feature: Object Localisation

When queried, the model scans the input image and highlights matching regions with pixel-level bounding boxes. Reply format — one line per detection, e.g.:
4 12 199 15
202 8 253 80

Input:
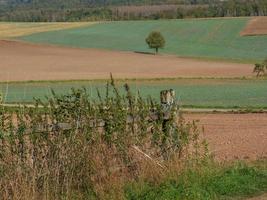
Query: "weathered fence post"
160 89 176 133
160 89 175 108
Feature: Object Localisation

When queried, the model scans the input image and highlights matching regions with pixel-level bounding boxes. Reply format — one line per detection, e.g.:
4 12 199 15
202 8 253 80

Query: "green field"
1 79 267 108
19 18 267 62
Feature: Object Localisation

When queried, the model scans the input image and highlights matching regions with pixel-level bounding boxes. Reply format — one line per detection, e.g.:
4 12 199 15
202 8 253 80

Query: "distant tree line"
0 0 266 22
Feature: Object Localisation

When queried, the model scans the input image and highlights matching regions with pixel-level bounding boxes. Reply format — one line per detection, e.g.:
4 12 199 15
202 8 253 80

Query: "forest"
0 0 266 22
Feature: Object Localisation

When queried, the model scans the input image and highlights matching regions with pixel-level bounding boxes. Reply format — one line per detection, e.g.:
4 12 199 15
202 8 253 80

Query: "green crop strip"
0 79 266 109
19 18 267 62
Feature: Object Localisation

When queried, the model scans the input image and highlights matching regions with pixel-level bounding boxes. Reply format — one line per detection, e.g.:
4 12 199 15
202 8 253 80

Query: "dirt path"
0 40 253 82
246 193 267 200
185 113 267 161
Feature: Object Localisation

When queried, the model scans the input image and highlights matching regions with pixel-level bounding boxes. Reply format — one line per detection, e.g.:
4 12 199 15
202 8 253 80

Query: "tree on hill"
146 31 165 54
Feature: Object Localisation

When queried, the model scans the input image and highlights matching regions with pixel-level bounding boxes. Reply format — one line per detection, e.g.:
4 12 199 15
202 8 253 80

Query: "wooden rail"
3 89 178 133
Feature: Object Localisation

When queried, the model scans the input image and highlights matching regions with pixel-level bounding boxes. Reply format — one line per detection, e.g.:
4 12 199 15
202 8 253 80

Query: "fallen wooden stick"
132 145 166 169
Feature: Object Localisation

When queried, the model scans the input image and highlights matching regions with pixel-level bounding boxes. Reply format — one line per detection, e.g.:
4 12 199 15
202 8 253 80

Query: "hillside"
19 18 267 62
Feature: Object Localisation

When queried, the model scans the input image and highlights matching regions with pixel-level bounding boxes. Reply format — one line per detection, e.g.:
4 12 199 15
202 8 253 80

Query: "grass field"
0 22 93 38
126 162 267 200
19 18 267 62
1 79 267 108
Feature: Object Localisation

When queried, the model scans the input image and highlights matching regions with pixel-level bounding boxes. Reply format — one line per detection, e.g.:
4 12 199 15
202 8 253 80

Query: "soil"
246 193 267 200
240 17 267 36
184 113 267 161
0 40 253 82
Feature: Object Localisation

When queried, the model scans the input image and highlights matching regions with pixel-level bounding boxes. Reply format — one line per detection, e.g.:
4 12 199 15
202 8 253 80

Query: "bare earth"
246 193 267 200
185 113 267 161
240 17 267 36
0 40 253 82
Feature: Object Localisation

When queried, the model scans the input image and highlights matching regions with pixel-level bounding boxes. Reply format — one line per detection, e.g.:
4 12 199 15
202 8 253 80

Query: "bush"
146 31 166 54
0 77 207 199
254 58 267 77
254 63 265 77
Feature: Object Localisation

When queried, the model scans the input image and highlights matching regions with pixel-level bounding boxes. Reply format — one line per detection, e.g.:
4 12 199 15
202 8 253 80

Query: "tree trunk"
155 48 158 54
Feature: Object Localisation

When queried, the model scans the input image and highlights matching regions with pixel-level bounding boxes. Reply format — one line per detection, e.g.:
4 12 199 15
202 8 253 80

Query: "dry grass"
0 22 95 38
0 85 207 199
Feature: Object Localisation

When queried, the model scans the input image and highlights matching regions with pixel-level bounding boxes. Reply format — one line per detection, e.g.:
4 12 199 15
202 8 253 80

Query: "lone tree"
253 63 265 77
146 31 165 54
253 57 267 77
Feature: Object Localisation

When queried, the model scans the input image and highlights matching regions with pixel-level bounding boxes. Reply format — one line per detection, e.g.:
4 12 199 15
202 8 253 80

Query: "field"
0 22 92 38
185 113 267 161
241 17 267 36
0 17 267 199
19 17 267 62
0 18 267 200
1 79 267 109
1 86 266 200
0 40 253 82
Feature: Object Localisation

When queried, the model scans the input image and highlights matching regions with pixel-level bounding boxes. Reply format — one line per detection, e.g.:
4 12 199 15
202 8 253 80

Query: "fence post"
160 89 175 133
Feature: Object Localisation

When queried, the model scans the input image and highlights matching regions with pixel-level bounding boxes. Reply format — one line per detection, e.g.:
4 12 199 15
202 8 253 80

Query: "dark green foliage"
146 31 165 54
1 0 266 22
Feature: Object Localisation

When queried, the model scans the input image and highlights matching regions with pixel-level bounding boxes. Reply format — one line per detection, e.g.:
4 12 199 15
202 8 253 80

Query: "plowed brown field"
0 40 253 82
240 17 267 36
185 113 267 161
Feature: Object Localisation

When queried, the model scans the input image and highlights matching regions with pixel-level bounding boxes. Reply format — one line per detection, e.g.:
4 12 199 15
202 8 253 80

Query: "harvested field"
185 113 267 161
241 17 267 36
0 22 93 38
0 40 253 82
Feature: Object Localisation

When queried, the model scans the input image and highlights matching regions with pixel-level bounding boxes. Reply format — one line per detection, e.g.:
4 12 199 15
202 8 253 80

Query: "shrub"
0 77 207 199
254 58 267 77
253 63 265 77
146 31 166 54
